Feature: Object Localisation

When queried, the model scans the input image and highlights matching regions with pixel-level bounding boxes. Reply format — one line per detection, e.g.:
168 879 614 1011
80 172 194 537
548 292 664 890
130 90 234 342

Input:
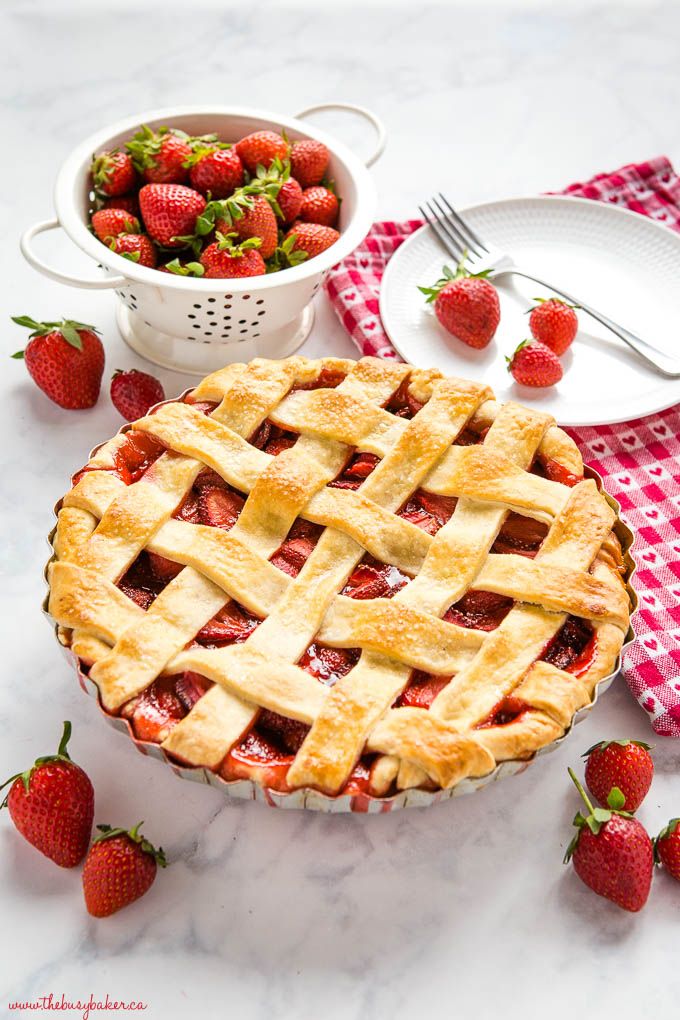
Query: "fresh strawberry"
0 721 94 868
655 819 680 881
91 208 140 242
101 194 139 216
82 822 166 917
277 177 304 223
110 368 165 420
126 125 193 184
108 234 157 268
91 150 136 196
234 130 287 173
188 146 243 198
506 339 563 388
290 139 329 188
529 298 579 355
198 485 245 529
11 315 104 410
564 768 654 912
217 196 278 259
284 221 340 259
583 740 654 813
138 183 206 248
300 185 339 227
419 261 500 349
200 232 266 279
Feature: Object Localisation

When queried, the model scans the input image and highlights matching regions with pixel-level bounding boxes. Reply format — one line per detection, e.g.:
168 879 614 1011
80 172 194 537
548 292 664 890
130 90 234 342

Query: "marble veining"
1 1 679 1017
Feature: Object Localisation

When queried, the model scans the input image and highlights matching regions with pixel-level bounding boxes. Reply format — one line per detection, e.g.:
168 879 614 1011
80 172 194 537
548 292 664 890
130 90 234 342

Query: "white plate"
380 195 680 425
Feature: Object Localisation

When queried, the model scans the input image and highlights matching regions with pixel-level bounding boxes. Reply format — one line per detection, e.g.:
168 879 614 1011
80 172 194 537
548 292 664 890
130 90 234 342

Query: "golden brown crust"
47 356 630 799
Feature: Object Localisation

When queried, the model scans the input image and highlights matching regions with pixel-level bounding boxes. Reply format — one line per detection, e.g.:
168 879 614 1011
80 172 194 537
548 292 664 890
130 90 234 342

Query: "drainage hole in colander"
253 333 260 338
238 319 246 324
205 331 213 336
225 293 233 300
258 310 265 316
243 294 251 300
256 299 264 305
188 314 196 319
193 303 201 309
250 321 259 327
208 297 216 303
240 329 247 334
224 303 232 310
223 315 231 321
192 324 201 330
209 321 217 327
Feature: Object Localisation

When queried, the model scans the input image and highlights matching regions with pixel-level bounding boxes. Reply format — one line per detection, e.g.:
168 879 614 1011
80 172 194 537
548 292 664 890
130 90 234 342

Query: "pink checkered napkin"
323 156 680 736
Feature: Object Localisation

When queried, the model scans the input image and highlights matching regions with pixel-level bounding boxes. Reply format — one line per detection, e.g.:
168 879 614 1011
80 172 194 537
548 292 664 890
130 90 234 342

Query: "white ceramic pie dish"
43 411 638 813
20 103 385 375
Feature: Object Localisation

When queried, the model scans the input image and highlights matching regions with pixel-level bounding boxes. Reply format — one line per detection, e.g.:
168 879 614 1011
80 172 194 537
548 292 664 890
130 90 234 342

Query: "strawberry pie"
47 356 631 804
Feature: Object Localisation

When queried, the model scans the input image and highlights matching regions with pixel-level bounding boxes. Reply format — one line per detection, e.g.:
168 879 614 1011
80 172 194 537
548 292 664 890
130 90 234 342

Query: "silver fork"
419 194 680 378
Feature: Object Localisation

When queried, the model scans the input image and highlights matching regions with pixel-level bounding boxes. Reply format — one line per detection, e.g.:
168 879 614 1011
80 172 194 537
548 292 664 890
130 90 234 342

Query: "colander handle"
20 219 127 289
294 103 387 168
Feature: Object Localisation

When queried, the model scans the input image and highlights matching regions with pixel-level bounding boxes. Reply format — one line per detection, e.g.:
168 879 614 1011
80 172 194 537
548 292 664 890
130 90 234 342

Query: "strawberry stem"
568 766 595 814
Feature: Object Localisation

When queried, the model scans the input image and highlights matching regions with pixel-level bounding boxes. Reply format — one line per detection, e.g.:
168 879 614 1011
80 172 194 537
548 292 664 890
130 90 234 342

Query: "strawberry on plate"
91 150 136 197
299 185 339 227
82 822 166 917
284 221 339 258
110 368 165 420
234 130 288 173
529 297 579 355
200 233 267 279
138 183 206 248
0 721 94 868
108 233 157 268
289 139 329 188
11 315 104 409
583 739 653 813
506 339 563 388
91 208 140 242
419 261 500 349
564 768 654 912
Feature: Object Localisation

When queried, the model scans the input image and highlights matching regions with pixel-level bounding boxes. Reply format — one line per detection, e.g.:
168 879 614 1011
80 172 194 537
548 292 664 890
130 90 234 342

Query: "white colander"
20 103 385 375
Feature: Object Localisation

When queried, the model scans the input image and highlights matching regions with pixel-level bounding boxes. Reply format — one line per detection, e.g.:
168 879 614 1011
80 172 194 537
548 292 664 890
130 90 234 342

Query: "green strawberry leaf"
606 786 626 811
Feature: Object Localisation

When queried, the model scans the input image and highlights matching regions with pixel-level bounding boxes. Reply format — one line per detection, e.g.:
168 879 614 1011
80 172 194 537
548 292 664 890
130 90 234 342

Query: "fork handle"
495 268 680 378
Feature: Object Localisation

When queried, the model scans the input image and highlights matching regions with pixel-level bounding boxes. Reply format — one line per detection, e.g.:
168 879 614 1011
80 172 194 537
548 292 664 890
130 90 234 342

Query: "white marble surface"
2 1 680 1017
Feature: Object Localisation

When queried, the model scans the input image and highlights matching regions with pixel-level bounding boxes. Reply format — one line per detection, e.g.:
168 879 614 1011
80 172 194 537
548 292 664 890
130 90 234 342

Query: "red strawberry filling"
194 600 259 646
395 671 451 709
444 590 514 631
491 513 548 558
533 457 583 487
122 676 185 743
298 643 360 685
270 520 323 578
342 557 410 599
477 695 531 729
541 617 596 673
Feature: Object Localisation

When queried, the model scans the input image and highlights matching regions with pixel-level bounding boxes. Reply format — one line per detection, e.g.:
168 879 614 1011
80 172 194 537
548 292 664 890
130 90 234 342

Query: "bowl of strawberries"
20 103 385 374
